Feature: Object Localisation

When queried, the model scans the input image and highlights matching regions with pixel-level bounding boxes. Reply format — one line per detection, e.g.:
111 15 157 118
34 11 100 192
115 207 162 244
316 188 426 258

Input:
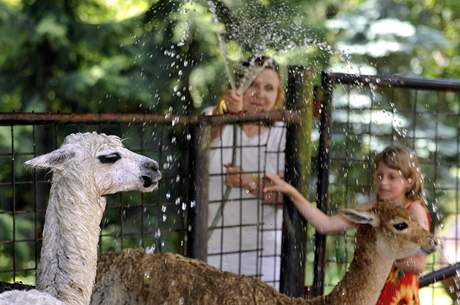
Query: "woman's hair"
214 55 284 115
238 55 284 110
374 144 426 205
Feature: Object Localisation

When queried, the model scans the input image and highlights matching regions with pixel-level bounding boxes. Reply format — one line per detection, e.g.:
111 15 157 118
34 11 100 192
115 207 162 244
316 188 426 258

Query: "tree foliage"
1 0 457 113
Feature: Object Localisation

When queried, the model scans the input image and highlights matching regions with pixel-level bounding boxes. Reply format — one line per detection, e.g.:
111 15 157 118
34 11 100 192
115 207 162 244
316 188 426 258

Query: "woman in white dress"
205 56 286 289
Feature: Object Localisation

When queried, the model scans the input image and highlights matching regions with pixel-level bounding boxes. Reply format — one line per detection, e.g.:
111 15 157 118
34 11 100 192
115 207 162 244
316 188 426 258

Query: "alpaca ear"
339 208 380 227
25 149 76 170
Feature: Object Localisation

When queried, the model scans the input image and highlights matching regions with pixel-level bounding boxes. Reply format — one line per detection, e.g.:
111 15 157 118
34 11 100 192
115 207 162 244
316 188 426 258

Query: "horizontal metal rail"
0 111 301 126
0 281 34 292
419 262 460 287
327 72 460 92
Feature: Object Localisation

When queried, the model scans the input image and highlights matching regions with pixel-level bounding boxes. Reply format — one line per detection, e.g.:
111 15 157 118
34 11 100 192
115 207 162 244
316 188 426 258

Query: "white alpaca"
90 201 439 305
0 132 161 305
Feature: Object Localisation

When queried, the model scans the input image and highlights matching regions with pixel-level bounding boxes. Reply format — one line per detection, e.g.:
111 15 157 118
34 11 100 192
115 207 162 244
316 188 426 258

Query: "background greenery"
0 0 459 304
1 0 458 114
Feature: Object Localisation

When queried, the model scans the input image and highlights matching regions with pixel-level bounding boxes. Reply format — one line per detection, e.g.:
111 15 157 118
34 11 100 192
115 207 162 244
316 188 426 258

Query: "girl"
264 144 431 305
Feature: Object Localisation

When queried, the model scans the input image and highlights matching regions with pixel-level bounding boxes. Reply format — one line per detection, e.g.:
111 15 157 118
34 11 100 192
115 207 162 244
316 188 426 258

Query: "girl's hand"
224 164 253 189
263 172 295 196
223 90 243 113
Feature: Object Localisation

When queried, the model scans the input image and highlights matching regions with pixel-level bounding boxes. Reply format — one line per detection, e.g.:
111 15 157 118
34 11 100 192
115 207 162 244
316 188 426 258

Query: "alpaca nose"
431 238 441 249
141 160 161 188
422 237 440 255
143 160 161 180
144 160 159 172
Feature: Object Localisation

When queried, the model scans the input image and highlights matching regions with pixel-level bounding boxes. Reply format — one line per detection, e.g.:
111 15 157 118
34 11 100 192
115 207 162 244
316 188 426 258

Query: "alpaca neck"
37 173 105 305
325 228 393 305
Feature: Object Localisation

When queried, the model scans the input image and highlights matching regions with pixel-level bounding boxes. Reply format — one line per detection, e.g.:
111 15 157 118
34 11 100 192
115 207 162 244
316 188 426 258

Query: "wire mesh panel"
206 122 286 289
0 121 190 285
0 111 299 292
316 73 460 304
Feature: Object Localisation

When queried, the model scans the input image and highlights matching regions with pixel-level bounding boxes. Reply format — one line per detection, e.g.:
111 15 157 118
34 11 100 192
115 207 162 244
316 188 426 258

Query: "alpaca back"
92 249 310 305
91 203 437 305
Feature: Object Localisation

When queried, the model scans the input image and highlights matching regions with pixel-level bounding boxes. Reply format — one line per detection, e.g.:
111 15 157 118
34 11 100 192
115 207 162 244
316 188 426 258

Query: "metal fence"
312 72 460 302
206 121 286 288
1 71 460 303
0 108 305 296
0 116 191 284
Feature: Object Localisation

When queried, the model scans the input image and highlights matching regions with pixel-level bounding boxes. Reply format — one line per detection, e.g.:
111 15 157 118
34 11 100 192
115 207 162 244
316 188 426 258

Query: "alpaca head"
25 132 161 195
339 201 439 260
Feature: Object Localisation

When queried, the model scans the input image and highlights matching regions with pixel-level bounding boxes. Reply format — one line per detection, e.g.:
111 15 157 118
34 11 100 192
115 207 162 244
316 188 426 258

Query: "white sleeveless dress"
207 121 286 289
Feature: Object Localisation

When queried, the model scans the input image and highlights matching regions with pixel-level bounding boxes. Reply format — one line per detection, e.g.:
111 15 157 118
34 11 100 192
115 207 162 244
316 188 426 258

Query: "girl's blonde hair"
374 144 426 205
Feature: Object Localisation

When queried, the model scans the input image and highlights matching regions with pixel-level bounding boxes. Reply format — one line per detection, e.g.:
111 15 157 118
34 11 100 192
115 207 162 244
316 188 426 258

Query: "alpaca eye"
98 153 121 164
393 222 408 231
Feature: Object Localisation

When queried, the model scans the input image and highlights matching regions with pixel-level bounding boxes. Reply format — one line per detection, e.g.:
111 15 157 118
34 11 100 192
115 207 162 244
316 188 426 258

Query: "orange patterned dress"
376 202 431 305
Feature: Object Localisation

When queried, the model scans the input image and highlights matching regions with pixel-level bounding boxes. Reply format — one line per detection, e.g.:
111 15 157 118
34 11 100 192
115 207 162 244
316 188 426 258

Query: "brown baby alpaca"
91 202 438 305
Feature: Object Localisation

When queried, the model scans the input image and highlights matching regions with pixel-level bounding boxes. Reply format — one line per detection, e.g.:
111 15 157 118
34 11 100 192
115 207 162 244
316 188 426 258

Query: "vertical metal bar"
157 126 165 252
238 126 243 275
11 126 16 281
343 85 351 267
140 126 145 248
32 125 39 281
279 65 307 297
411 90 418 150
312 72 333 296
186 122 210 261
455 93 460 277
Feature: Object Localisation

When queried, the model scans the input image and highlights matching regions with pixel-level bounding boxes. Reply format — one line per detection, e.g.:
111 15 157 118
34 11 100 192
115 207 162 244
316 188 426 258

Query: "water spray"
207 0 238 240
207 2 273 240
208 1 236 92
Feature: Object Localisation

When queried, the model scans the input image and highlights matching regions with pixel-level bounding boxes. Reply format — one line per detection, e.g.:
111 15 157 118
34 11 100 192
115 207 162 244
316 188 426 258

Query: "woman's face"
242 69 280 113
375 162 412 203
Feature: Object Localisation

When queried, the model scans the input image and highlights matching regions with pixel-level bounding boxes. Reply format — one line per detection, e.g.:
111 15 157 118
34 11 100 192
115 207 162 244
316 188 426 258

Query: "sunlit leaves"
2 0 22 9
171 2 219 48
34 15 69 47
77 0 152 23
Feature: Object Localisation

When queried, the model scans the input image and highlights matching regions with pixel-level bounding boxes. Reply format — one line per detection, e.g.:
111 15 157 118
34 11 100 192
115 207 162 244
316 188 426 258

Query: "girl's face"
242 69 280 113
375 162 412 203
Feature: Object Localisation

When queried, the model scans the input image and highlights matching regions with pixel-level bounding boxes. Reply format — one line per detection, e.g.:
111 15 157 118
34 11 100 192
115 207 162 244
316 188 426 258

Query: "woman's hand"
224 164 254 189
223 90 243 114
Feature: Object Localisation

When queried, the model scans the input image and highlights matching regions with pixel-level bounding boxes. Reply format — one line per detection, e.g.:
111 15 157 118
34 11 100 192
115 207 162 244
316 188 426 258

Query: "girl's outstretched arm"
264 172 353 234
